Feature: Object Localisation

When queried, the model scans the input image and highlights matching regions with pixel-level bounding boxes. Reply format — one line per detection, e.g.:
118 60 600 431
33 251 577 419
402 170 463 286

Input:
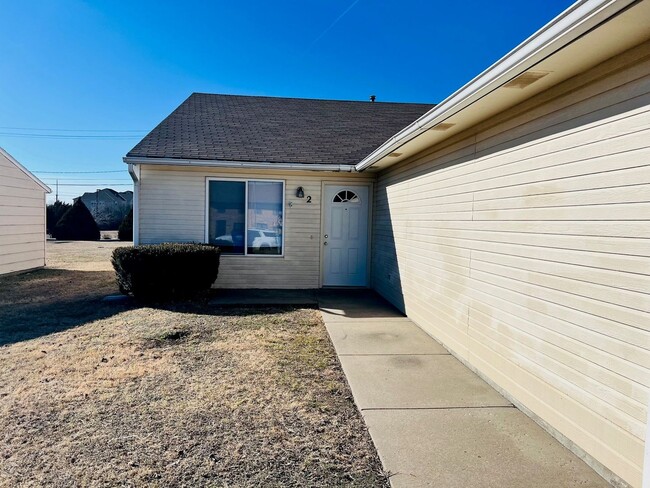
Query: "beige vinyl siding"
0 152 47 275
138 165 372 288
371 41 650 487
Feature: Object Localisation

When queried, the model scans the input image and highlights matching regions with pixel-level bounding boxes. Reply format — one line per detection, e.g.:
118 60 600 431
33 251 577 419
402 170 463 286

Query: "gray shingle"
127 93 434 165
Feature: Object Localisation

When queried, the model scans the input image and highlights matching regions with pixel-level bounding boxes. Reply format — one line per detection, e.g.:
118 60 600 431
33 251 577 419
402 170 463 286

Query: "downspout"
127 163 140 245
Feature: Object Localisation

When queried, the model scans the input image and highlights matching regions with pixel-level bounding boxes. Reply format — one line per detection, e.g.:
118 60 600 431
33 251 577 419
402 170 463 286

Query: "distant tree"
118 208 133 241
46 201 71 234
93 199 128 230
52 200 100 241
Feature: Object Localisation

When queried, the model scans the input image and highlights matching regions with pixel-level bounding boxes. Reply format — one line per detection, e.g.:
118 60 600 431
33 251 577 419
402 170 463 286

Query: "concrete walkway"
318 290 608 488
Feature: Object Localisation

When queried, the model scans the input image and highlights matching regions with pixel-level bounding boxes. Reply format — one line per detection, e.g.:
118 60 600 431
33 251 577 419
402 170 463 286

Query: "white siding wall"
138 165 372 288
0 152 47 275
371 41 650 487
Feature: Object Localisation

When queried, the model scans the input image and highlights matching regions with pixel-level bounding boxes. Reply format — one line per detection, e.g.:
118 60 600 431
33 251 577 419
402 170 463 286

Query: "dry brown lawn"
0 242 388 487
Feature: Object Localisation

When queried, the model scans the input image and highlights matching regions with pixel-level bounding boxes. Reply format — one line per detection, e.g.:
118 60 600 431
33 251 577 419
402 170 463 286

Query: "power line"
0 132 140 139
40 177 133 186
40 177 130 181
53 183 133 187
50 190 132 194
0 126 147 132
33 170 125 174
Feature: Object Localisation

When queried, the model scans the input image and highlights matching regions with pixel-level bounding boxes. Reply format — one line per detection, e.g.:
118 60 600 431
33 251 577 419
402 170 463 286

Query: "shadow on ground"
0 268 131 347
206 288 404 319
0 264 402 348
0 270 325 346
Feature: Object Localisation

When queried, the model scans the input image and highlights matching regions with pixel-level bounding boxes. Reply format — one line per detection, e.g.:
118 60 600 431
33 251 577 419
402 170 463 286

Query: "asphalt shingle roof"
127 93 434 165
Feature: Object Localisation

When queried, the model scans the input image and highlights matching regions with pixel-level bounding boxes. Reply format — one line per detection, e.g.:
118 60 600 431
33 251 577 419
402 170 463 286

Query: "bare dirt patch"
0 242 387 487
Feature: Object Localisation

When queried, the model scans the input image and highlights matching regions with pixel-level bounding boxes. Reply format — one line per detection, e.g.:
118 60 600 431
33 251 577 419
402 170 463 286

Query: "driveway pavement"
318 290 608 488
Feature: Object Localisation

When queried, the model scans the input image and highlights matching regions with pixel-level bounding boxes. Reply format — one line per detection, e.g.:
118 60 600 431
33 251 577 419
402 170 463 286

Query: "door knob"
323 242 328 246
324 234 328 238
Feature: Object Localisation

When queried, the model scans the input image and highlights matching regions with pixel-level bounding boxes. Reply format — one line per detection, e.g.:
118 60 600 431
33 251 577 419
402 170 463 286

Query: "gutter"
355 0 638 172
123 156 356 173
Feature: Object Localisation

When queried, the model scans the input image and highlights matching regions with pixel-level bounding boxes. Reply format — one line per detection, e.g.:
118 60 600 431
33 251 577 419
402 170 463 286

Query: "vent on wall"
503 71 551 89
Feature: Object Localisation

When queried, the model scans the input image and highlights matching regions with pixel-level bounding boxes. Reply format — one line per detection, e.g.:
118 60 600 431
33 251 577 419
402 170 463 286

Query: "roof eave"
355 0 639 172
0 147 51 192
123 156 357 173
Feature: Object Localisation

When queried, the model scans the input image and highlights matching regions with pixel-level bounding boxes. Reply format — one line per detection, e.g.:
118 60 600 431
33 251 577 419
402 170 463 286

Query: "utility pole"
55 179 59 202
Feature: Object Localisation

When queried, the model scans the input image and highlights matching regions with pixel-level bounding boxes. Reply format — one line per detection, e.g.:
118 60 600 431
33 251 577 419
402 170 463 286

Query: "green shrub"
118 208 133 241
52 199 100 241
111 243 220 300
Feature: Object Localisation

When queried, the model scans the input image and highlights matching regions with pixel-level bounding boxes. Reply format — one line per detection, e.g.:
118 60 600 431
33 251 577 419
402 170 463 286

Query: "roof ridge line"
190 92 435 106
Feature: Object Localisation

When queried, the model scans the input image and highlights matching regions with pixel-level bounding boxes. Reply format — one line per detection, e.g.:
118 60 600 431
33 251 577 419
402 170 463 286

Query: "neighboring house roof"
77 188 132 204
126 93 434 166
119 190 133 204
0 147 51 192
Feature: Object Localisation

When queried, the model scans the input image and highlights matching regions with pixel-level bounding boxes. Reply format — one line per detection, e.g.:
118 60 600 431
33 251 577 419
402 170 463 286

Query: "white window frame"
205 177 285 258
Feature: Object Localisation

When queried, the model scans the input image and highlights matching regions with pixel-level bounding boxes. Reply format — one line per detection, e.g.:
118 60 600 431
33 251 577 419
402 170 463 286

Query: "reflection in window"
208 181 245 254
247 181 283 255
207 179 284 256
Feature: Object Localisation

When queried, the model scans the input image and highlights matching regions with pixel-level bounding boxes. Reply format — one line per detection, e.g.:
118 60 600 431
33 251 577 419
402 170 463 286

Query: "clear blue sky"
0 0 573 202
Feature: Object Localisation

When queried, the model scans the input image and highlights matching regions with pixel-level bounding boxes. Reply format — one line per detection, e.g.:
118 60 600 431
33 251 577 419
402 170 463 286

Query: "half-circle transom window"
333 190 360 203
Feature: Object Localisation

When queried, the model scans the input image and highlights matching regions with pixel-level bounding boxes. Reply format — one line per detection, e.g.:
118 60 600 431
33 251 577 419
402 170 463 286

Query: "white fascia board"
0 146 51 192
123 156 356 173
355 0 638 172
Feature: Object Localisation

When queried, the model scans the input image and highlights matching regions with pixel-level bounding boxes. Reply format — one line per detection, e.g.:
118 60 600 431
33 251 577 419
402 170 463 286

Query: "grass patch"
0 242 388 487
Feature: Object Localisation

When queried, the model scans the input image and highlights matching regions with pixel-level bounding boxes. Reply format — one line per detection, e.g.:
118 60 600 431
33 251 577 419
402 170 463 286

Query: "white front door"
323 184 369 286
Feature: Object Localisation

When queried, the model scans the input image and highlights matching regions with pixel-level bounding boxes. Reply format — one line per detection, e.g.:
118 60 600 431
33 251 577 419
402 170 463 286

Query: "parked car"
214 228 281 254
247 229 280 254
